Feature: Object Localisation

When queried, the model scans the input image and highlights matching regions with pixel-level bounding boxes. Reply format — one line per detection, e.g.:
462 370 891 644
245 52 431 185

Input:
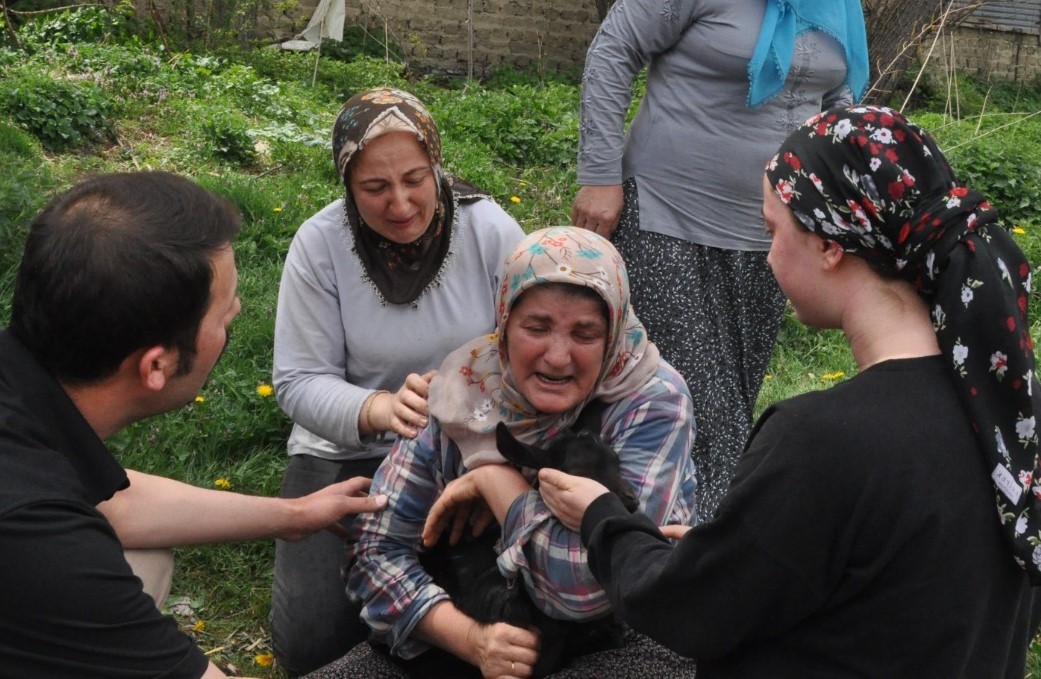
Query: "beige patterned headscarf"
429 226 661 467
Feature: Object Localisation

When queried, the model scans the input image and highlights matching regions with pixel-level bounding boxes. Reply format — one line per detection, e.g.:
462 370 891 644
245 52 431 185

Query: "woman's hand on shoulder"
571 184 624 240
538 468 609 532
371 370 437 438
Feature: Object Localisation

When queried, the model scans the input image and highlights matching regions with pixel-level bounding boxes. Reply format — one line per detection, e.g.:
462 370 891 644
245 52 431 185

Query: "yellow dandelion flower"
821 371 846 381
273 206 283 213
1013 226 1026 235
192 620 206 632
763 374 774 381
256 383 274 398
510 196 521 204
214 478 232 490
194 395 205 403
255 652 275 667
518 181 528 187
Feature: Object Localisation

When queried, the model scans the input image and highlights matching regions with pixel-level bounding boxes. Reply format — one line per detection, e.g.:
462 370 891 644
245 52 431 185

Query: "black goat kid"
414 422 638 678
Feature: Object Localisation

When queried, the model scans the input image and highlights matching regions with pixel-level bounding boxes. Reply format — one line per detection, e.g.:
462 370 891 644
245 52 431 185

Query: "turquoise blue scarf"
747 0 870 107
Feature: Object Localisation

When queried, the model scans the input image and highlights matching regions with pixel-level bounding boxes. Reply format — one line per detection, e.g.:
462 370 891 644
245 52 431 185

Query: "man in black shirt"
0 172 386 678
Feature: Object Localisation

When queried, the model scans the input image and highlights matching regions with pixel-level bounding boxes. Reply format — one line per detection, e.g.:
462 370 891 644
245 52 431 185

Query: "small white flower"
997 427 1010 458
813 208 826 219
990 351 1009 377
998 258 1012 287
952 342 969 366
960 285 974 306
1017 515 1029 535
869 157 882 172
1033 544 1041 568
1017 416 1036 442
926 251 937 279
871 127 894 144
931 304 946 329
946 196 962 209
834 118 853 139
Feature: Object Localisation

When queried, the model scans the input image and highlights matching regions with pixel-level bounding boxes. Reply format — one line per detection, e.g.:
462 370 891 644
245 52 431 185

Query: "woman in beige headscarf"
324 227 697 678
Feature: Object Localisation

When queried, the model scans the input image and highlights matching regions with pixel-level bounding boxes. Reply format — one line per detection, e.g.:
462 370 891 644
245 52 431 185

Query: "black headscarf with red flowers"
767 105 1041 583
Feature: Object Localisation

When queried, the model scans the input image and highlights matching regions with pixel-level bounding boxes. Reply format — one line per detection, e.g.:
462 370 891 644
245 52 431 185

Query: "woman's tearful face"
504 285 608 415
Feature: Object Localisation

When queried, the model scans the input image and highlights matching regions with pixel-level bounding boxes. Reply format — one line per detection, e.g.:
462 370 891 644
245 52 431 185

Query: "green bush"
0 66 115 151
0 123 55 321
200 111 258 165
16 4 137 51
915 111 1041 229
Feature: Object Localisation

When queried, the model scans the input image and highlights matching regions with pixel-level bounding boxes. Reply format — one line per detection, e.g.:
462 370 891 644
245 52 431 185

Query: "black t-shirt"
0 329 209 678
583 357 1041 677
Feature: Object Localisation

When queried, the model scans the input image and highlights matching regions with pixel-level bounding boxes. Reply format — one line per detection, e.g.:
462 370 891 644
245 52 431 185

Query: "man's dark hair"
9 171 241 384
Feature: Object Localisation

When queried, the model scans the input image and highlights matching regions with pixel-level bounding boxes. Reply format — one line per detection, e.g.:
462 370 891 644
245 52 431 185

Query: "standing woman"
271 87 524 675
572 0 869 521
542 107 1041 674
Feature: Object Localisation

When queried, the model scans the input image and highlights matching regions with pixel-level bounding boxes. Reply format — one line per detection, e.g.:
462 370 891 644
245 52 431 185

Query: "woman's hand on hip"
538 468 609 532
571 184 624 240
371 369 437 438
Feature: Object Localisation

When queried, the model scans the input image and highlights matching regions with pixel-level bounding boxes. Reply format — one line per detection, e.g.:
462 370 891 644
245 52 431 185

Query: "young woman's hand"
537 468 609 532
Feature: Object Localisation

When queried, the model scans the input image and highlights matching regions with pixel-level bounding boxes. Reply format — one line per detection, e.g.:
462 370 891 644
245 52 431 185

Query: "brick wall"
139 1 1041 84
931 25 1041 82
332 0 601 76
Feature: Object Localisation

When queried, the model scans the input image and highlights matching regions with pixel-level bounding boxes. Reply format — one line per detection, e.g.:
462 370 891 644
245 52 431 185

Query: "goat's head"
495 422 639 512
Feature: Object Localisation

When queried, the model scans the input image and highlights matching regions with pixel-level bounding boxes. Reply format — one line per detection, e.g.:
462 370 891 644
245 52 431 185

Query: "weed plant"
1 8 1040 676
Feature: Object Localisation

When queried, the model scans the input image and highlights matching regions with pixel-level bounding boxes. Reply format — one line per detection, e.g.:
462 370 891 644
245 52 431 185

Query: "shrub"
200 111 258 165
0 65 115 151
0 123 55 321
16 4 137 51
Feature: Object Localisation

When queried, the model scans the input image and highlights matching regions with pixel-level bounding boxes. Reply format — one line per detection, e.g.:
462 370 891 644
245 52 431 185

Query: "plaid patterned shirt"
345 361 696 659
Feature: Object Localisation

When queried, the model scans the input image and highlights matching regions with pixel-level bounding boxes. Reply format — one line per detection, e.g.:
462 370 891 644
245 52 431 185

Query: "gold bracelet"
363 390 390 433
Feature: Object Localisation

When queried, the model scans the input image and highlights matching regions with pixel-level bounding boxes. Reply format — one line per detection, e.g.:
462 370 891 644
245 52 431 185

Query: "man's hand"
571 184 624 240
279 477 386 541
537 468 609 532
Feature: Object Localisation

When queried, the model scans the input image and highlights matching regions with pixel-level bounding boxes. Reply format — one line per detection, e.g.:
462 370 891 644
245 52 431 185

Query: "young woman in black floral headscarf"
538 106 1041 676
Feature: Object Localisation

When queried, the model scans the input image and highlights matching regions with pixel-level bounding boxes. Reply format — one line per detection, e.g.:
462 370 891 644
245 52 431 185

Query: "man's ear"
137 345 177 392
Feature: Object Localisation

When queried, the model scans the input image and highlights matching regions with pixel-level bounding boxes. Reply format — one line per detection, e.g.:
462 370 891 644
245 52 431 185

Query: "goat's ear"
495 422 551 469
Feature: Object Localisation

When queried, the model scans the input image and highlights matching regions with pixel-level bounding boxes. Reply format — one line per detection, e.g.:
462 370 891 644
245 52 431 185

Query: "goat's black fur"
416 420 636 678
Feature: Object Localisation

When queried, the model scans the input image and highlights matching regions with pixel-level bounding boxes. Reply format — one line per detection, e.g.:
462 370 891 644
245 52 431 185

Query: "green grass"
2 10 1041 676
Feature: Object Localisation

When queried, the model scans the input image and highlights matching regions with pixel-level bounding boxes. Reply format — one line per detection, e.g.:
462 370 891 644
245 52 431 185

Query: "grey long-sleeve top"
578 0 854 251
273 198 524 462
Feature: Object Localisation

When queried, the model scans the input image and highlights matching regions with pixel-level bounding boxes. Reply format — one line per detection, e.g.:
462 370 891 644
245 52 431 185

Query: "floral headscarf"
766 105 1041 582
429 227 661 468
332 87 483 306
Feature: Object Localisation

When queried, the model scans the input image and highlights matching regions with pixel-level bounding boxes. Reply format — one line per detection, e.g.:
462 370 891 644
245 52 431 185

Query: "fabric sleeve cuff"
580 492 631 547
